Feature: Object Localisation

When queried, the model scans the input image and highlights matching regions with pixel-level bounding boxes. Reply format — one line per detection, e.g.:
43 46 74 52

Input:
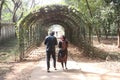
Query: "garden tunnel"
18 5 93 61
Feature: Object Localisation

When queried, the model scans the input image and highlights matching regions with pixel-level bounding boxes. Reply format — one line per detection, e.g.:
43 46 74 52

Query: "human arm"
58 41 62 48
54 37 57 45
44 37 48 45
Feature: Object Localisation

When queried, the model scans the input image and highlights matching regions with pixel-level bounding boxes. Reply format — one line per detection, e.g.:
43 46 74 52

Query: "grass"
0 38 19 63
0 38 19 76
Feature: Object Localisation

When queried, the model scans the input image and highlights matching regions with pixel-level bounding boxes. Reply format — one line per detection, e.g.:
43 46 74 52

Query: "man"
44 31 57 72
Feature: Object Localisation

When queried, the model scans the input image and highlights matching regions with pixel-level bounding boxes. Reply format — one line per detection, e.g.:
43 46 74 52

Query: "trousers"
46 51 56 70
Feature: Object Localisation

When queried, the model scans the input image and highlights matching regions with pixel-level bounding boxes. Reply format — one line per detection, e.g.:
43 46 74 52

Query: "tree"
0 0 4 36
11 0 22 23
104 0 120 47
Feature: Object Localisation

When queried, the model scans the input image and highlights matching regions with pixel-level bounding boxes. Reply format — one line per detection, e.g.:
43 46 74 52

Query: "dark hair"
62 35 66 40
50 31 54 36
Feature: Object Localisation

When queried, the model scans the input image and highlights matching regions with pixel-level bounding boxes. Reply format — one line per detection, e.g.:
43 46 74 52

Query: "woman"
57 35 68 70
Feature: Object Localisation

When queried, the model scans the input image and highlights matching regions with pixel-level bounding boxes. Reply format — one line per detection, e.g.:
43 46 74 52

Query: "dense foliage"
1 0 119 37
1 0 120 60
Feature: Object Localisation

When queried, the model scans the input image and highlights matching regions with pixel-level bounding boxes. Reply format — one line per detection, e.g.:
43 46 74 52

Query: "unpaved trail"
29 57 81 80
28 44 120 80
28 56 120 80
2 44 120 80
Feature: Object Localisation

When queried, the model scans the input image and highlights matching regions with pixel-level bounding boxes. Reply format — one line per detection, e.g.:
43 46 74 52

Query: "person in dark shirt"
44 31 57 72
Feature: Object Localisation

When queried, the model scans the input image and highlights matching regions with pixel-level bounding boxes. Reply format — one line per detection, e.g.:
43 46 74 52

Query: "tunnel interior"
18 5 92 60
48 24 65 39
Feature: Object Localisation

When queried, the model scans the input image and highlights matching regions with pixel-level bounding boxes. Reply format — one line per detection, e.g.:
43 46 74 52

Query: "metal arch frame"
18 5 90 61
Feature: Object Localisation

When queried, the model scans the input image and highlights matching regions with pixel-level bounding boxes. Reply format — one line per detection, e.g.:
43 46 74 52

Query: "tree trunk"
12 0 22 23
85 0 92 17
95 28 101 43
85 0 94 44
0 0 4 36
103 22 108 39
115 5 120 48
117 23 120 48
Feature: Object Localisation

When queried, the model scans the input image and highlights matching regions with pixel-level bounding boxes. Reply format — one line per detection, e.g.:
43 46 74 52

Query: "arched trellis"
18 5 92 61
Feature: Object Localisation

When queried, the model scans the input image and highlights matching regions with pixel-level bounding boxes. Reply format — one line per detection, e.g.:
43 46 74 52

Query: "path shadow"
63 68 81 73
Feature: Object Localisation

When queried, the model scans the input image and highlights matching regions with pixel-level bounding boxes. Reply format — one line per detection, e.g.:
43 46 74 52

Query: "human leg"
65 52 68 69
52 53 57 70
65 61 67 69
61 62 64 69
46 52 51 72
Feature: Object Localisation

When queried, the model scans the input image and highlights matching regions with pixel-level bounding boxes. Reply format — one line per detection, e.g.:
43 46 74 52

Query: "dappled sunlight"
4 62 35 80
29 58 120 80
21 43 120 80
2 43 120 80
1 0 120 80
2 41 120 80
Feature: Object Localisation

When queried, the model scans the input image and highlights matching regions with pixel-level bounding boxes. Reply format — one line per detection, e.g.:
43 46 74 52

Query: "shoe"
47 70 50 73
54 68 57 70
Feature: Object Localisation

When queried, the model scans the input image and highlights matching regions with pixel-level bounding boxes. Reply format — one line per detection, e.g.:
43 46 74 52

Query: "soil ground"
1 38 120 80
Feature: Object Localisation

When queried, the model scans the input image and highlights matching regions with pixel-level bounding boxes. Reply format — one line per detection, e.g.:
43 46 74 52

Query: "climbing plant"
18 5 93 61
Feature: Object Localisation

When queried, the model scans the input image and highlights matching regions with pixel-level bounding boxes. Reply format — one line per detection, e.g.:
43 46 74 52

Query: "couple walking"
44 31 68 72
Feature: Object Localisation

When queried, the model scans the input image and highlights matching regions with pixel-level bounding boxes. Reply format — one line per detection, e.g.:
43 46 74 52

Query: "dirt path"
28 44 120 80
29 56 81 80
1 44 120 80
28 56 120 80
